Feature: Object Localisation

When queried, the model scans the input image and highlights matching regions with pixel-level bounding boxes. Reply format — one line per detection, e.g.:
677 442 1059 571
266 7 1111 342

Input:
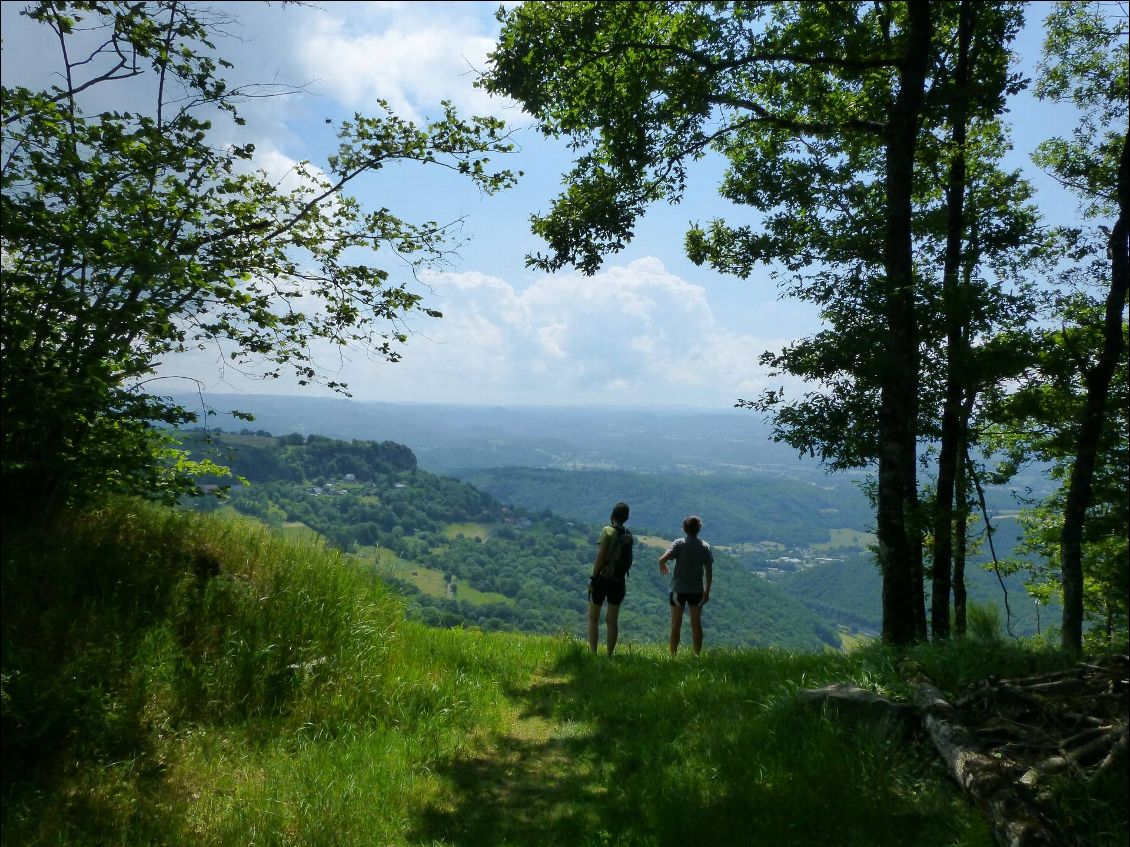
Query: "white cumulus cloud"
352 257 793 407
294 5 514 124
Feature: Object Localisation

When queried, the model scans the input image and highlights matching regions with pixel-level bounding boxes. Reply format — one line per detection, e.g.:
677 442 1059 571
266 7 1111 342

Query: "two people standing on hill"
587 501 633 655
587 503 714 657
659 516 713 656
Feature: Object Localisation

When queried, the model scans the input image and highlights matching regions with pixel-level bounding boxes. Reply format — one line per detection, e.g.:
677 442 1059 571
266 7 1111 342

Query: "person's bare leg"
689 603 704 655
588 602 602 653
605 603 621 655
669 603 684 656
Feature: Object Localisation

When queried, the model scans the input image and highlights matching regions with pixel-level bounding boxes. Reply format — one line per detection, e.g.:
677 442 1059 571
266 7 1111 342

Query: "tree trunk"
879 0 932 645
1059 132 1130 652
953 391 977 637
932 0 974 640
954 474 969 637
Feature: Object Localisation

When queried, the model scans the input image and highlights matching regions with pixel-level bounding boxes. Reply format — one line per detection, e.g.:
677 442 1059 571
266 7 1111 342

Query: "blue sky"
1 1 1091 410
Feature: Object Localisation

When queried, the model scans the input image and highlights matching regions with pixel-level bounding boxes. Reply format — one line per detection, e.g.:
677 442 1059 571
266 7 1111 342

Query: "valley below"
179 395 1049 646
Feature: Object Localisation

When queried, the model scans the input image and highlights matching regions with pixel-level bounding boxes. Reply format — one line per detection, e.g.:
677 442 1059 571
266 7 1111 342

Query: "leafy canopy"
1 1 518 514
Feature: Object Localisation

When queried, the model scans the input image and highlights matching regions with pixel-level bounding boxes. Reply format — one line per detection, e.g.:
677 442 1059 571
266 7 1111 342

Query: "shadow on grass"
410 728 610 845
410 646 993 847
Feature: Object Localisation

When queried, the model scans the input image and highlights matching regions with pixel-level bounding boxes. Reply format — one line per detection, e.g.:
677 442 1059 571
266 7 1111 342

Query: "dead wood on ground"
799 654 1128 847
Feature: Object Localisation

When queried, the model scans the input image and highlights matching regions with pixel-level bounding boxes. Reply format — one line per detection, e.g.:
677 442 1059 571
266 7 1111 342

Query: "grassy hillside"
3 500 1124 846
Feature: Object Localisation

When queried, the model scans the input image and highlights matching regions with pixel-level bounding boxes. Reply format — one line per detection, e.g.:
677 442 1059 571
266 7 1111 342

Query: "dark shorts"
670 591 704 609
591 575 626 606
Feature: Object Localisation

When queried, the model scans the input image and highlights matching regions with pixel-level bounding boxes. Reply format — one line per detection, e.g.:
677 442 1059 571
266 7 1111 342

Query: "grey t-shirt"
664 536 713 593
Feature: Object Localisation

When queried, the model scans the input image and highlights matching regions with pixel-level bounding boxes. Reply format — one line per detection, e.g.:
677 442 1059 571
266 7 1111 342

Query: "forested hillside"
455 466 874 547
183 432 839 650
452 465 1051 637
774 545 1049 639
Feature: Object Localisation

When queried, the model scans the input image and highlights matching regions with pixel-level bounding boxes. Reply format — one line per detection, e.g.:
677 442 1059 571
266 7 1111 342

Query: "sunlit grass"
837 626 875 652
443 521 494 541
367 543 514 606
633 533 673 550
811 527 878 550
278 520 324 544
2 499 1120 847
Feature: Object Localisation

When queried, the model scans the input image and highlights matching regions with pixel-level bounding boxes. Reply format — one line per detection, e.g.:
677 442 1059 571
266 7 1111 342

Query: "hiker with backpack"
658 515 713 656
587 501 634 655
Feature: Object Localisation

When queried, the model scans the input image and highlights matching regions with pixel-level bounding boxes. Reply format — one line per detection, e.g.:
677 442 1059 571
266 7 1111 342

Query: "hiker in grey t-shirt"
658 515 713 656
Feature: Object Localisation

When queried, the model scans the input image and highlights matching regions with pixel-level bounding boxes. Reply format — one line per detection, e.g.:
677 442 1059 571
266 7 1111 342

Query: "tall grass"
2 499 1123 846
966 601 1003 643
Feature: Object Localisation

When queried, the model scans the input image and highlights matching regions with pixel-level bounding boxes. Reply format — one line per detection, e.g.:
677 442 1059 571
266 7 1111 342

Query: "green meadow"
2 500 1124 846
812 528 878 551
443 522 494 542
367 542 514 607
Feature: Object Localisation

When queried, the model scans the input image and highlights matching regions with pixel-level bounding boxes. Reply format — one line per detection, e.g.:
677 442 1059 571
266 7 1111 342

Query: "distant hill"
774 522 1051 638
167 392 836 477
167 393 1054 506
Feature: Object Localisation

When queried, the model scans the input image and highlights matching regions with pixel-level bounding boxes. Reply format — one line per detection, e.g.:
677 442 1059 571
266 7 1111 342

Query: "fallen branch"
912 682 1061 847
1089 728 1128 784
799 656 1127 844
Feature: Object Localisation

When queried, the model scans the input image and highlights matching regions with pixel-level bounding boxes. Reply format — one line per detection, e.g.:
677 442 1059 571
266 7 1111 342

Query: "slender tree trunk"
932 0 974 640
912 520 927 641
954 388 977 638
879 0 933 645
1060 133 1130 652
953 452 969 637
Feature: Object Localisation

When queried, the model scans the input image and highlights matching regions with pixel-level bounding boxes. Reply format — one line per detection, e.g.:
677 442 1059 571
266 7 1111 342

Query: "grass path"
399 638 996 847
418 668 609 845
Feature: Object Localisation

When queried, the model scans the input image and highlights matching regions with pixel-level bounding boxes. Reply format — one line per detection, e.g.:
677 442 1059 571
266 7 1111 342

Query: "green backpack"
610 525 634 578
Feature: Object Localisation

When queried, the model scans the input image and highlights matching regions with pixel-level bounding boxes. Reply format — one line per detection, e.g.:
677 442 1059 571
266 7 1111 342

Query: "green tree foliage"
181 431 419 484
988 1 1128 651
1 1 517 519
480 1 1036 644
989 303 1129 647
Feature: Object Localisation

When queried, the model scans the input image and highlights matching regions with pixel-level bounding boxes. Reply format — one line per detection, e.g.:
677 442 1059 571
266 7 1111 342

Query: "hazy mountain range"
173 392 1050 500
